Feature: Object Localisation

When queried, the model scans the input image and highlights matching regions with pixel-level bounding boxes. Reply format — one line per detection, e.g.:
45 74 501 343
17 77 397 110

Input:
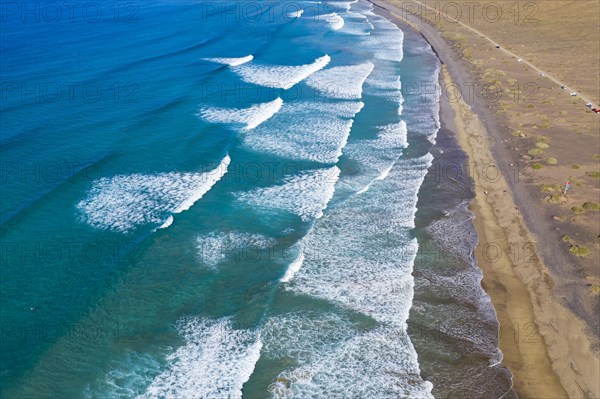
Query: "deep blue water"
0 1 510 397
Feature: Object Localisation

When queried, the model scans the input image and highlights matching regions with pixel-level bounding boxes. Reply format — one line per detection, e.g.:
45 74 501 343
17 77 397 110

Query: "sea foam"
305 62 374 100
343 121 408 193
203 55 254 66
232 55 330 90
77 156 230 233
363 13 404 62
287 9 304 18
196 231 276 269
236 167 340 221
315 13 345 30
242 101 364 164
262 155 437 397
339 10 374 35
141 318 261 399
280 246 305 283
262 313 434 399
284 154 434 324
198 97 283 130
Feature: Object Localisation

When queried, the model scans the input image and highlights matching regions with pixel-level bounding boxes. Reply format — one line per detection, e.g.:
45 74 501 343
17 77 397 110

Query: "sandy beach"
371 0 600 397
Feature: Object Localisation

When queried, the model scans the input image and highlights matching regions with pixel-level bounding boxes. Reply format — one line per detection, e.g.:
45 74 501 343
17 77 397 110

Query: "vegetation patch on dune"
548 195 565 204
569 245 590 257
540 184 561 192
586 171 600 178
571 207 585 214
582 202 600 211
546 158 558 165
536 135 550 143
528 148 544 156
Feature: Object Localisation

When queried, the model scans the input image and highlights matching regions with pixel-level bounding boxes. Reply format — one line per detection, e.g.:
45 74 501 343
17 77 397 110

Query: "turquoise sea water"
1 1 513 397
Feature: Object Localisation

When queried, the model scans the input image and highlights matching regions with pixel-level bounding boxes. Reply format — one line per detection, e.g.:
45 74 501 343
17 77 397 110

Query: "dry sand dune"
420 0 600 104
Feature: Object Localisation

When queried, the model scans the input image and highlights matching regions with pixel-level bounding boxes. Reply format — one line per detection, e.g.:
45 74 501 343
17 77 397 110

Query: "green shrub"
569 245 590 257
582 202 600 211
586 171 600 178
546 158 558 165
548 195 563 204
528 148 544 156
536 142 549 149
571 207 585 214
540 184 561 192
537 135 550 143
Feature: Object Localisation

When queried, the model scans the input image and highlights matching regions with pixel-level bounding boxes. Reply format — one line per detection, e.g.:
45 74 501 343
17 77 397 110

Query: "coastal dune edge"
370 0 600 398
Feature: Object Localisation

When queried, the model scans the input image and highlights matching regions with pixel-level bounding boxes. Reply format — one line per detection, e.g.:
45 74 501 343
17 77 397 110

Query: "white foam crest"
262 314 434 399
363 13 404 62
405 63 441 144
236 167 340 221
315 13 344 30
287 9 304 18
326 1 353 11
285 154 434 324
158 215 174 229
293 235 419 324
366 71 404 112
342 121 408 192
196 232 276 269
366 73 401 92
261 312 354 362
203 55 254 66
77 156 229 233
232 55 330 90
378 121 408 148
83 351 163 398
305 62 374 99
280 247 305 283
243 101 364 164
270 328 433 399
198 97 283 130
140 318 261 399
339 10 374 35
174 156 230 213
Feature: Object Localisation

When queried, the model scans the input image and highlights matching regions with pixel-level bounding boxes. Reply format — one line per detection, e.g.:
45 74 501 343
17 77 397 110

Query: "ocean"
0 0 513 397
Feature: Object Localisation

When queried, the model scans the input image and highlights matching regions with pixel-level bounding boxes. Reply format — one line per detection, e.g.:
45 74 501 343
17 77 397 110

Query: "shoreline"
371 1 600 397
